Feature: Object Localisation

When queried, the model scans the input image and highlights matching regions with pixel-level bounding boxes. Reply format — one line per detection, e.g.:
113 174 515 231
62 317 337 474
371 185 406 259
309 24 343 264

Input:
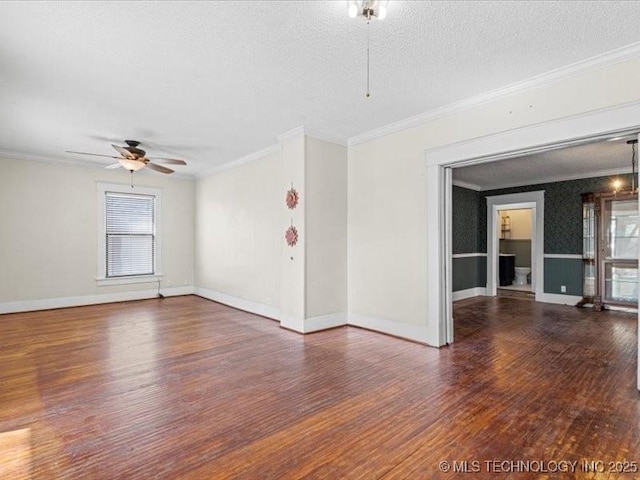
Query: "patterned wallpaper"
453 175 621 255
481 175 617 254
452 185 481 254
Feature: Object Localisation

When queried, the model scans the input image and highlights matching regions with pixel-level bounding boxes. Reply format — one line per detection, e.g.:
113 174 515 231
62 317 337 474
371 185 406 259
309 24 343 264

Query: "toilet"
514 267 531 286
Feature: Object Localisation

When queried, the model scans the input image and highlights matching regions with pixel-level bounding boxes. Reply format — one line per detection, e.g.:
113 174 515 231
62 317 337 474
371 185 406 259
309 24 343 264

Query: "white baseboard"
195 288 348 334
195 289 432 342
452 287 487 301
0 286 195 315
540 293 582 306
194 287 283 321
348 312 434 346
303 312 348 333
196 288 435 343
280 314 304 333
2 285 434 346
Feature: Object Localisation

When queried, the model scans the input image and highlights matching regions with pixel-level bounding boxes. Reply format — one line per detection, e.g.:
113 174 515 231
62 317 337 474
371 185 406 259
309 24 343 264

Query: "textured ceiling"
2 1 640 176
453 137 638 190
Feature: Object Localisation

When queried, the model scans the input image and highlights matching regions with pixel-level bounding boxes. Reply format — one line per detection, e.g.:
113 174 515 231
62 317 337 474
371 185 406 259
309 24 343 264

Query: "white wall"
348 138 427 327
305 137 347 318
279 134 306 328
195 150 282 310
349 57 640 343
194 133 347 333
0 157 195 306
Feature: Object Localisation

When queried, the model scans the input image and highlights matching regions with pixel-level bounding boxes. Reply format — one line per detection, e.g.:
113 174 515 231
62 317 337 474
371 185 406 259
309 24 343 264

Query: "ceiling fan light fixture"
119 158 145 172
68 139 186 177
348 1 388 20
348 1 389 98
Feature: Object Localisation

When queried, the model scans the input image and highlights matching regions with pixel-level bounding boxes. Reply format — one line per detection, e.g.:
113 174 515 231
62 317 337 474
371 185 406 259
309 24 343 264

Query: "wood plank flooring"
0 295 638 479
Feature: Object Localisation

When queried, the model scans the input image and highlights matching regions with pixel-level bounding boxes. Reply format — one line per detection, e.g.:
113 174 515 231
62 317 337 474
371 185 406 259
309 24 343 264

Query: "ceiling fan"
67 140 187 174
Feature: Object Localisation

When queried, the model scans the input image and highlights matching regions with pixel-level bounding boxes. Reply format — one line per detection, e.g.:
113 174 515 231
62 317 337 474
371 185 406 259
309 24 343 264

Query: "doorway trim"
486 192 544 301
424 100 640 390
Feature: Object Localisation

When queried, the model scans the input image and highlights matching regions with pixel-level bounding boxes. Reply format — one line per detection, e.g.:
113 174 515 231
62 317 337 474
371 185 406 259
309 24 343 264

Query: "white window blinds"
105 192 155 277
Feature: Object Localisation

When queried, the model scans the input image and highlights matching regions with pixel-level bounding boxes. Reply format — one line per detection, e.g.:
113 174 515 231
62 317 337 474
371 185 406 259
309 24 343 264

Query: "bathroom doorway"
486 191 544 301
497 207 534 296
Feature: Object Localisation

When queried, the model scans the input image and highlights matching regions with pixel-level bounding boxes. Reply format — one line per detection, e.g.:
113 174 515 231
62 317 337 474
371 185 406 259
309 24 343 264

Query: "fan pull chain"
130 170 134 188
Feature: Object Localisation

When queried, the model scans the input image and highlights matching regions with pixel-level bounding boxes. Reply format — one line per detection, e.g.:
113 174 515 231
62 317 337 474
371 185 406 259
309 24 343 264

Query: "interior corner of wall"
280 314 305 334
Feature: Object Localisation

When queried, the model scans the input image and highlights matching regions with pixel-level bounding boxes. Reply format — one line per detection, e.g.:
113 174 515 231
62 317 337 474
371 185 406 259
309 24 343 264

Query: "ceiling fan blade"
66 150 120 159
112 144 136 159
147 157 187 165
105 162 122 169
146 162 174 174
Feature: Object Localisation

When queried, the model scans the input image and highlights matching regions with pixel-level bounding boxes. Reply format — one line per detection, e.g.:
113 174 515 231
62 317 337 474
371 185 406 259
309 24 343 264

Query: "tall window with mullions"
602 197 639 304
105 192 156 277
582 197 596 299
580 190 638 310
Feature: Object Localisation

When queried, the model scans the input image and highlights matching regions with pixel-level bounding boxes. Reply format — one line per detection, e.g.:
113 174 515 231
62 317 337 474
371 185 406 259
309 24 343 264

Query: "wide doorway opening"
434 126 640 347
448 133 640 345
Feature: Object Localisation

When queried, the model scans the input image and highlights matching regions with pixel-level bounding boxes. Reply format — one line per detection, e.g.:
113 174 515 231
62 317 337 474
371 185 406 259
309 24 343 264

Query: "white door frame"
424 101 640 389
444 167 454 344
486 193 544 301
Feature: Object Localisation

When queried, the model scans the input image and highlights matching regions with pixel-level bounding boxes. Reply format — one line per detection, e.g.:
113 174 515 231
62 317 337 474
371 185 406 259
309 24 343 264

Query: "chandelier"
612 139 638 194
628 139 637 193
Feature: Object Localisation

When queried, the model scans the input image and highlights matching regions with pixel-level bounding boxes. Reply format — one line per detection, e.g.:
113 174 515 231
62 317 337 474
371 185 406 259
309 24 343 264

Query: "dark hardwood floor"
0 295 638 479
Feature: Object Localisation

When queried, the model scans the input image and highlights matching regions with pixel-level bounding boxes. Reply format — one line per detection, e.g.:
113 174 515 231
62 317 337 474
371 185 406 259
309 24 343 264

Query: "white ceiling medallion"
348 1 388 98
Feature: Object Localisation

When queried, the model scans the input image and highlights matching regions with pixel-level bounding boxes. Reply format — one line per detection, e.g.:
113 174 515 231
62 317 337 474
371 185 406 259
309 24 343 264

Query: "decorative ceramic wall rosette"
285 225 298 246
286 187 299 209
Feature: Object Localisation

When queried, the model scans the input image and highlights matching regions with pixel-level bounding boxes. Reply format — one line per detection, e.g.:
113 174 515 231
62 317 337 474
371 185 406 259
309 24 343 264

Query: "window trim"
97 182 163 286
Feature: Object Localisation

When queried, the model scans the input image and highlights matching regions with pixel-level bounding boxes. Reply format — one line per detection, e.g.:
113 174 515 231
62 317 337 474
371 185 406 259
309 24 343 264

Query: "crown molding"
304 128 348 147
277 125 348 146
197 125 348 178
349 41 640 146
197 143 281 179
277 125 306 143
3 125 345 181
0 150 107 169
477 166 631 192
197 125 306 180
0 150 195 180
451 180 482 191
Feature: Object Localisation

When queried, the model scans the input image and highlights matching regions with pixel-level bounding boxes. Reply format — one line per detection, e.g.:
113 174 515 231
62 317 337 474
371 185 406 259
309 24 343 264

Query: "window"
106 192 155 277
97 183 162 285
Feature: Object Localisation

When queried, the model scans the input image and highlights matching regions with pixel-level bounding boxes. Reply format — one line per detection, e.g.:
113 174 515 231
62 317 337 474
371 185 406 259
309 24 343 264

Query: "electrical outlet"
166 279 172 287
560 285 566 293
